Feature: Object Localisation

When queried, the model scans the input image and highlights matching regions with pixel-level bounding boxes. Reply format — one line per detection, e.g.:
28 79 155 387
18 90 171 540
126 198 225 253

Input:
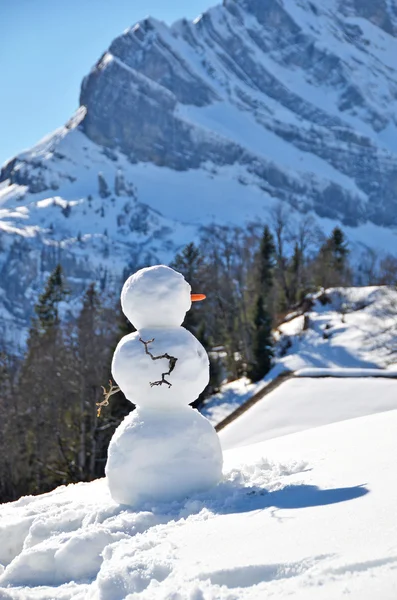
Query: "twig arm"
139 338 178 388
97 380 120 416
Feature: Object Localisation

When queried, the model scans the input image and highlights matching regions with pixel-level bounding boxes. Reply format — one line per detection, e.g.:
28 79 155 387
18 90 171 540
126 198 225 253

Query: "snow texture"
107 265 223 507
220 376 397 450
1 408 397 599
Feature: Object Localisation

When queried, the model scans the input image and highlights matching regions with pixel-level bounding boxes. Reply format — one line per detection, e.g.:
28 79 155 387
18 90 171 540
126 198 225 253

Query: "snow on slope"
219 376 397 450
1 409 397 599
203 285 397 426
277 286 397 372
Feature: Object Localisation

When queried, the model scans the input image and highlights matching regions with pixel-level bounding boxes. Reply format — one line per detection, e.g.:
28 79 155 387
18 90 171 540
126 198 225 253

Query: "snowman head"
121 265 203 329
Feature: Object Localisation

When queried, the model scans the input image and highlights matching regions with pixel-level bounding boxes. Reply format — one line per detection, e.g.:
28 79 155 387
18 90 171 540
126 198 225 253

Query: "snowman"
105 264 223 507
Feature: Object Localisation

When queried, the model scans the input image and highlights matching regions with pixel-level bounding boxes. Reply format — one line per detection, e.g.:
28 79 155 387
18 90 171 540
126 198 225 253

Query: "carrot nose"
191 293 206 302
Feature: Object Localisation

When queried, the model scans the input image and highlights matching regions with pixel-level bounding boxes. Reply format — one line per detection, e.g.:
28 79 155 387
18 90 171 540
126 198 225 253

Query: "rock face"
78 0 397 227
1 0 397 350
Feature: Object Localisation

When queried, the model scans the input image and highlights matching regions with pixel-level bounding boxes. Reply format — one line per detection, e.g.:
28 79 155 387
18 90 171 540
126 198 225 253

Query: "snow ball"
106 407 223 508
121 265 192 329
112 327 209 408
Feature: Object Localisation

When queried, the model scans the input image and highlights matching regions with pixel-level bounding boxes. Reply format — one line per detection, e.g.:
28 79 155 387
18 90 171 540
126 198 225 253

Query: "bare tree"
270 202 294 308
378 254 397 286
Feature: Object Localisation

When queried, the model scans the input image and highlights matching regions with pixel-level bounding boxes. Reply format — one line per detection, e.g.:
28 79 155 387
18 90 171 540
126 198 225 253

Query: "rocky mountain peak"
1 0 397 351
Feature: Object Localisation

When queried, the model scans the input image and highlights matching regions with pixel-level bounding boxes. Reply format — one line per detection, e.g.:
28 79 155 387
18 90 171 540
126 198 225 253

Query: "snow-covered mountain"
1 0 397 350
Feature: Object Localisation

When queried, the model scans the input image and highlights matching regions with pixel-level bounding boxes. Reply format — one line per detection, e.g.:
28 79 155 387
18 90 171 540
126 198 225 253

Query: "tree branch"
97 380 120 417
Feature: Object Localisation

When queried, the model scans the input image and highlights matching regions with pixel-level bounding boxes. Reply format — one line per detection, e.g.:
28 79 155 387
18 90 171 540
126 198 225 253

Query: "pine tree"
170 242 225 394
172 242 203 285
73 284 102 479
248 295 273 383
246 226 275 382
270 204 293 310
258 225 275 294
315 227 350 287
329 227 349 275
114 170 126 196
17 264 72 494
191 321 222 409
288 242 302 305
171 242 204 334
98 172 111 198
34 264 68 335
0 351 23 501
68 283 127 481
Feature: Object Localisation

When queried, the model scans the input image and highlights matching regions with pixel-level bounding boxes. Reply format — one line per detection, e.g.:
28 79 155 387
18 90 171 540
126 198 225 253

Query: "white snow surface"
1 409 397 599
277 287 397 373
220 376 397 450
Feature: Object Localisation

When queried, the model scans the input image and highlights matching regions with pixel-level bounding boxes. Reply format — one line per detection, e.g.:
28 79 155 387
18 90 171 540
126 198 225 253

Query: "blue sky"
0 0 214 167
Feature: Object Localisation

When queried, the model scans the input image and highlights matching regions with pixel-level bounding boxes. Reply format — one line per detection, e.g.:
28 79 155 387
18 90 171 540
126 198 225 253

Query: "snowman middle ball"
112 327 209 409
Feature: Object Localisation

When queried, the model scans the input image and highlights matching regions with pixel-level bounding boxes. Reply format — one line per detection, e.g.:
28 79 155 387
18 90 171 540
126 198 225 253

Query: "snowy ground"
1 408 396 599
277 287 397 372
202 376 271 427
220 376 397 450
203 286 397 425
1 285 397 599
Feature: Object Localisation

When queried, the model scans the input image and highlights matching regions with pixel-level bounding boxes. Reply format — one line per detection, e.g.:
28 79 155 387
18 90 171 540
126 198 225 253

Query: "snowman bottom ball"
105 406 223 507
